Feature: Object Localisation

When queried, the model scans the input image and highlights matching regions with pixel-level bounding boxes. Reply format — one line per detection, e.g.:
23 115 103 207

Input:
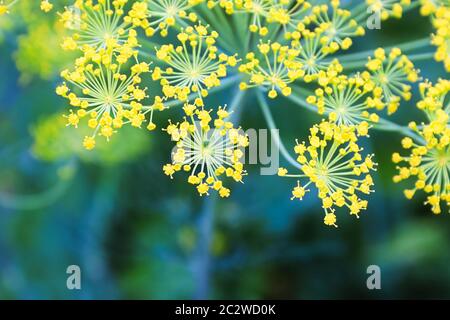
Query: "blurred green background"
1 1 450 299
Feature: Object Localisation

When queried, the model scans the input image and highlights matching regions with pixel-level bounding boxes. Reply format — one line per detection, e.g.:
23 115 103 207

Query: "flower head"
394 79 450 214
60 0 138 53
367 0 412 20
40 0 53 12
239 41 304 98
366 47 419 114
278 121 377 227
307 73 382 126
126 0 201 37
430 6 450 72
303 2 365 52
153 23 236 106
163 105 249 197
56 49 161 149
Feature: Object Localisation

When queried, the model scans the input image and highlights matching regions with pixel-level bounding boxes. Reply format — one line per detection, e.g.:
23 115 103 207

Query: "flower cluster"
393 78 450 214
278 121 376 227
163 105 249 197
57 0 164 149
40 0 450 225
366 0 412 21
366 47 419 114
306 72 382 126
239 41 303 98
153 23 237 105
56 50 159 149
59 0 138 53
420 0 450 71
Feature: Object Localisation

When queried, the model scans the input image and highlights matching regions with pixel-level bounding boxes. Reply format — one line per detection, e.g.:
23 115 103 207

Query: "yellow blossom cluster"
393 78 450 214
153 23 237 106
278 121 376 227
56 49 160 150
420 0 450 71
366 0 412 20
56 0 164 150
306 72 383 126
239 41 304 98
366 47 419 114
59 0 138 53
163 105 249 197
125 0 202 38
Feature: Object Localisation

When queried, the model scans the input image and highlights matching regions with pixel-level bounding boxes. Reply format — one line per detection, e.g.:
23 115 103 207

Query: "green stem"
341 52 435 69
374 118 425 143
334 37 431 62
256 90 302 169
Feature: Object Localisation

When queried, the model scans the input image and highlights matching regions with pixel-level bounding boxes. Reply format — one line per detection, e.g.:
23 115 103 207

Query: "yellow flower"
163 105 249 197
239 41 304 98
128 0 201 37
59 0 138 53
40 0 52 12
303 2 365 52
394 78 450 214
307 73 382 126
279 121 377 226
366 47 419 114
57 49 160 149
367 0 412 21
154 23 235 105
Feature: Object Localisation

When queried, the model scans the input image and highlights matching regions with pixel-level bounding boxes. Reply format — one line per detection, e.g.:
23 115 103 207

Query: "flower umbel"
307 73 382 126
154 23 237 105
60 0 138 53
163 105 249 197
278 121 377 227
56 49 156 149
239 41 304 98
366 47 419 114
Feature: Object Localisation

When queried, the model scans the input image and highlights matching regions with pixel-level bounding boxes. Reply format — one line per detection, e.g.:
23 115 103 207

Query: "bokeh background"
1 1 450 299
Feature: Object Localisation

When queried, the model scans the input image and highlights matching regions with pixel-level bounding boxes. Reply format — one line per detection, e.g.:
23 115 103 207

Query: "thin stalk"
256 90 302 169
334 37 431 62
341 51 435 69
192 84 245 299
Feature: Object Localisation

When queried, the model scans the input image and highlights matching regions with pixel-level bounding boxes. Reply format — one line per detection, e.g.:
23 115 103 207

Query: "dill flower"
231 0 272 36
393 79 450 214
59 0 138 53
303 2 365 53
393 125 450 214
278 121 377 227
306 73 383 126
153 23 237 106
56 49 161 150
266 0 312 33
430 6 450 72
416 78 450 118
366 47 419 114
40 0 52 12
420 0 450 16
238 41 304 98
135 0 201 37
366 0 412 20
163 105 249 197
